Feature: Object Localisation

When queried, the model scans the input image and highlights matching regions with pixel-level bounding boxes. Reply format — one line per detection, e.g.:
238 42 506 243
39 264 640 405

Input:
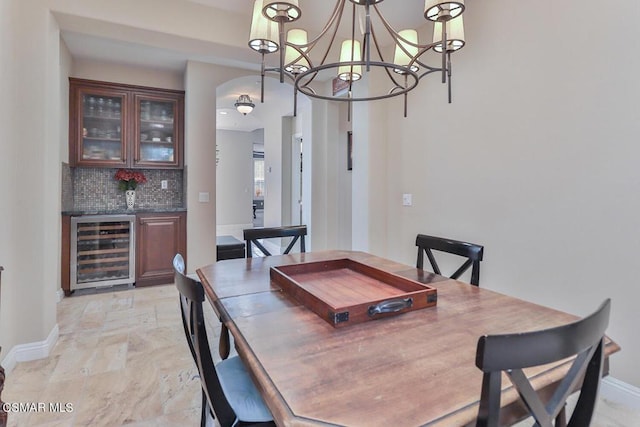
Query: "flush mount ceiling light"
234 94 255 115
248 0 467 118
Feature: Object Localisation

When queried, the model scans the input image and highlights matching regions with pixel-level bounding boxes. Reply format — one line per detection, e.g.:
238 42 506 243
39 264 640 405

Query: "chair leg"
200 390 207 427
555 404 567 427
219 323 230 360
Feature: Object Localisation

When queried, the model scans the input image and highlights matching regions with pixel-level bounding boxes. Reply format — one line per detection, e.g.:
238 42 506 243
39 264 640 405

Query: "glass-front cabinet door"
70 78 184 169
133 94 182 168
74 87 128 167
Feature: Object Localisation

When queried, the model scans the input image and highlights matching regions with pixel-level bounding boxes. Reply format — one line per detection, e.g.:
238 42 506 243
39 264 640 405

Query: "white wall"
294 99 314 248
216 129 254 238
280 117 293 226
362 0 640 386
263 106 285 227
351 71 390 256
336 102 352 250
183 61 255 271
0 0 15 355
0 0 60 362
308 99 329 250
60 37 72 163
0 0 254 363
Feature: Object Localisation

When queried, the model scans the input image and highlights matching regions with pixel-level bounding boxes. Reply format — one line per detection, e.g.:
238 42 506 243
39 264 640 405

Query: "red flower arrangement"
114 169 147 191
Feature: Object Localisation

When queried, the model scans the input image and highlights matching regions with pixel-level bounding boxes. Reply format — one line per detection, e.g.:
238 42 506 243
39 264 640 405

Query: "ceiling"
60 0 430 132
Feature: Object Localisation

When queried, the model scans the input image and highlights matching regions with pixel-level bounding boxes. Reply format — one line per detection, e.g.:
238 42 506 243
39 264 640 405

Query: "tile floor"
3 284 210 426
3 284 639 427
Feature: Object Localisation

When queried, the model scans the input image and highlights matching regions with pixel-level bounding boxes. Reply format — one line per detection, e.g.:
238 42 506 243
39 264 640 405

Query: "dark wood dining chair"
173 254 274 427
174 253 232 361
415 234 484 286
475 299 611 427
243 225 307 257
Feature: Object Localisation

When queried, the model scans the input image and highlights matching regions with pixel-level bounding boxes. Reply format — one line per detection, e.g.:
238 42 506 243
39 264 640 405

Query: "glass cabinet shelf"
136 97 179 165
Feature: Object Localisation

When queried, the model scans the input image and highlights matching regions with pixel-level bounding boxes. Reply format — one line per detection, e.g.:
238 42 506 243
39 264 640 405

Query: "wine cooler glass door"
71 215 136 290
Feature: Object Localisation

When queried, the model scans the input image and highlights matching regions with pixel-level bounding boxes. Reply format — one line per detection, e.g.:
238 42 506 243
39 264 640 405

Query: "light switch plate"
198 192 210 203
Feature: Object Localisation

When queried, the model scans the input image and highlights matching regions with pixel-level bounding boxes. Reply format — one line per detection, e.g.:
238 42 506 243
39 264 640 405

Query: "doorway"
291 136 303 225
253 144 265 227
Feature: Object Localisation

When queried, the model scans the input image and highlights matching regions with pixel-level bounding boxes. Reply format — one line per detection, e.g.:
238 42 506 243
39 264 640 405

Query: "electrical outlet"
161 180 168 190
402 193 413 206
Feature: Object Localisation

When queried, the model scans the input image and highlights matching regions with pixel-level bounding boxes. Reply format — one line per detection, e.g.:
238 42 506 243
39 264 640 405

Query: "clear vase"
125 190 136 210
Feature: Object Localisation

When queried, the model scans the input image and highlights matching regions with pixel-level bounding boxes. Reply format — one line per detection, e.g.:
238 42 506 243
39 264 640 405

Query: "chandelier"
248 0 466 118
234 94 255 115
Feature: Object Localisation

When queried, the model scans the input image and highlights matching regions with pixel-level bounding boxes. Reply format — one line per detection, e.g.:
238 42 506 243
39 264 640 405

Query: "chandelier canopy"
248 0 467 117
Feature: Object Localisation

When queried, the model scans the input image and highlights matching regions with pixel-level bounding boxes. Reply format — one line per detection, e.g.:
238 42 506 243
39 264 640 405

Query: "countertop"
62 207 186 216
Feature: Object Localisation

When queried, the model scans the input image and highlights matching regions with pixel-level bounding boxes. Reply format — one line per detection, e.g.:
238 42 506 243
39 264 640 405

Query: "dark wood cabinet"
69 78 184 169
136 212 186 287
62 212 186 294
0 266 5 427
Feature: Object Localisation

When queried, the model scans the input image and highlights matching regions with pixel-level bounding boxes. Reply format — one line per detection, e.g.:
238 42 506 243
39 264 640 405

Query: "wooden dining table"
196 250 620 427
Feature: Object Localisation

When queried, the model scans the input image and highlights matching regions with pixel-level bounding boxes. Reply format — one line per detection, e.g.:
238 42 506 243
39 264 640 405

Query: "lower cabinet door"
136 212 186 287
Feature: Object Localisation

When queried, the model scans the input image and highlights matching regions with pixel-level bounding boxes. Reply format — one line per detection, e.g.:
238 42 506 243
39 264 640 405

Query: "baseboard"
601 376 640 410
1 324 59 374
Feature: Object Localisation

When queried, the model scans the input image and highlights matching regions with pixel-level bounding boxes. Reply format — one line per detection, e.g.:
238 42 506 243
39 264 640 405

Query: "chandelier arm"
260 60 295 104
388 85 405 95
284 43 307 69
298 0 345 48
413 46 442 70
369 23 406 90
281 0 345 75
296 2 344 89
372 3 446 77
298 81 317 96
296 70 320 94
372 4 438 52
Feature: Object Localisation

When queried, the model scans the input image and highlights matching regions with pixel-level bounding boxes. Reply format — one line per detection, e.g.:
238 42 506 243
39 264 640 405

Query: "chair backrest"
243 225 307 257
475 299 611 427
173 255 237 427
415 234 484 286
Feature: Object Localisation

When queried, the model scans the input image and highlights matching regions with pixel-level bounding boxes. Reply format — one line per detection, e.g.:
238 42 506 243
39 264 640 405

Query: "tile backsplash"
62 164 184 211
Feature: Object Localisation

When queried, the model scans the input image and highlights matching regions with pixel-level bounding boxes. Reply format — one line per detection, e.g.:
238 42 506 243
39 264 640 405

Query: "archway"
215 75 312 252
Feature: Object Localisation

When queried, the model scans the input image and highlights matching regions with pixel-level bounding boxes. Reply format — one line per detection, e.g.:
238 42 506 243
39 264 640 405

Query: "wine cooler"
71 215 136 291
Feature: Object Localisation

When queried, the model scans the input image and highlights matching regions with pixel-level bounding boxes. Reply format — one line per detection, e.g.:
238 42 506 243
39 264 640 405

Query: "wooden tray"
270 258 437 328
